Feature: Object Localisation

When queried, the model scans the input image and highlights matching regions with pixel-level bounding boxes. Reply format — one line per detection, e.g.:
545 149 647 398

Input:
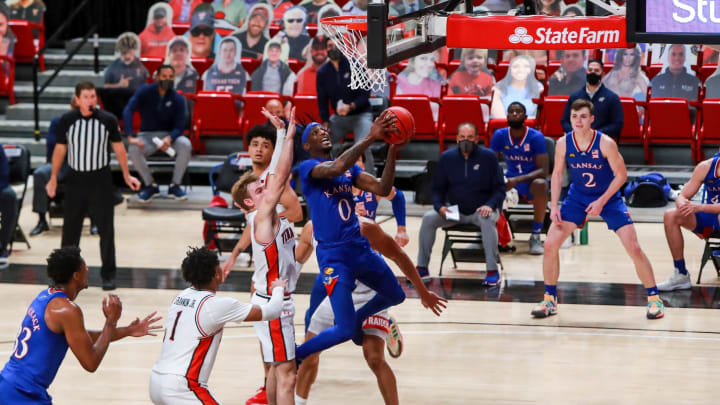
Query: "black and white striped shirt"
56 109 121 172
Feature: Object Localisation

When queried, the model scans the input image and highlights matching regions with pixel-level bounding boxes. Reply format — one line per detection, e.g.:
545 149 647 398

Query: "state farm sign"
447 15 629 50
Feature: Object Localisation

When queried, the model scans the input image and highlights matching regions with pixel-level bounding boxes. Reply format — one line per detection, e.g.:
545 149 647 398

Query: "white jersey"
249 210 299 294
151 288 252 386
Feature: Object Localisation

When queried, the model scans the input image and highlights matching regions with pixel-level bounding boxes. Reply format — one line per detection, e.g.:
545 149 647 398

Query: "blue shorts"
693 212 720 238
0 376 51 405
560 192 633 231
315 239 397 296
515 182 533 201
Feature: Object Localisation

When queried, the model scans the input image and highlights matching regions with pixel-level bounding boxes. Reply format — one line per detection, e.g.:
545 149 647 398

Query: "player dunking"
0 247 161 405
149 247 287 404
531 99 665 319
295 116 444 361
231 107 299 405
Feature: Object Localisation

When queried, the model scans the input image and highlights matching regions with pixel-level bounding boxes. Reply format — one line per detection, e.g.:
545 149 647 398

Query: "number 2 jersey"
566 130 615 197
151 288 252 386
490 126 547 179
298 158 364 245
0 289 69 398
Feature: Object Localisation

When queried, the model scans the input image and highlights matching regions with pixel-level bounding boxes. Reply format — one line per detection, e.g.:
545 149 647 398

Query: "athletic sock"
544 284 557 301
295 394 307 405
673 259 688 275
646 286 659 297
531 221 543 235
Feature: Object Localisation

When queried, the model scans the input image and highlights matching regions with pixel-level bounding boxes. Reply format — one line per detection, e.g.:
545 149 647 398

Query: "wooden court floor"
2 203 720 404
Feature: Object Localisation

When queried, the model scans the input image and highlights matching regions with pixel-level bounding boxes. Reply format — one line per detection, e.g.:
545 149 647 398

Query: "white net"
321 18 388 93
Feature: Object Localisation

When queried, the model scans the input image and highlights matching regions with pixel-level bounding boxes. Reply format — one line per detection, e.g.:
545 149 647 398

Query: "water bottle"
580 224 589 245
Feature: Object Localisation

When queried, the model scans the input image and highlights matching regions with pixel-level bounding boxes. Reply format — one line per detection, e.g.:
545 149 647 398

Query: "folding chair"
3 144 31 250
698 232 720 284
439 223 502 276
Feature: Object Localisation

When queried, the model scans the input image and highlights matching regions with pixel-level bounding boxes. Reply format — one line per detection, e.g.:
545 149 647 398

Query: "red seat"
241 57 262 75
643 97 696 164
487 118 537 141
292 93 322 124
0 55 16 104
619 97 644 144
269 24 281 38
694 63 717 84
241 91 283 141
491 60 509 82
446 60 461 77
171 23 190 36
390 94 438 142
696 98 720 160
9 20 45 70
306 24 318 38
190 91 244 152
191 57 213 77
287 58 303 74
643 63 663 80
140 56 164 82
536 95 568 139
439 95 487 150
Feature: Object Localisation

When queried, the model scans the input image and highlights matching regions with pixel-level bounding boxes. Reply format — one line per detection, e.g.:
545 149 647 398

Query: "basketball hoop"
320 15 387 93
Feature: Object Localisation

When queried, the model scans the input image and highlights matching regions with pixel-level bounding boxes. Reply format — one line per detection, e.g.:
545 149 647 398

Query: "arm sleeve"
298 159 320 181
561 95 574 134
201 296 253 331
260 287 285 321
170 95 186 140
390 188 406 226
268 128 287 174
122 89 142 136
316 69 330 123
486 154 506 209
431 157 448 212
55 114 70 145
105 113 122 142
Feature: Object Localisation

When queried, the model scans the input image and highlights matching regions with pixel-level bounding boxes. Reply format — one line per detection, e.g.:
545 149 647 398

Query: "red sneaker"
246 387 268 405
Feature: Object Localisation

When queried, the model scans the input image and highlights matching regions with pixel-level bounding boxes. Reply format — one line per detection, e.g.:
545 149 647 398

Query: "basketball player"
490 101 549 255
295 117 445 360
203 36 247 95
0 247 162 405
149 247 287 405
658 150 720 291
230 107 298 405
531 99 664 319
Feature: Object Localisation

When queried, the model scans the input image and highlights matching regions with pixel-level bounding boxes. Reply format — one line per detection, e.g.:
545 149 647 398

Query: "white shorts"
308 283 389 340
251 292 296 363
149 370 219 405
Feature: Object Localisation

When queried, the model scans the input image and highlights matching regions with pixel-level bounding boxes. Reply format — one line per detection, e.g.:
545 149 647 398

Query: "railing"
33 0 98 141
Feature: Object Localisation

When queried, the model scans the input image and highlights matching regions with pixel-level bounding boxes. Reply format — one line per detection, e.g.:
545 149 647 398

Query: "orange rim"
320 15 368 32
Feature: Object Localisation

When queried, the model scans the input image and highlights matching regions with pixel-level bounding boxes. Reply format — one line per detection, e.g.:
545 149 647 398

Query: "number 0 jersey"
298 158 363 245
0 289 69 396
566 130 616 197
151 288 252 386
249 210 299 295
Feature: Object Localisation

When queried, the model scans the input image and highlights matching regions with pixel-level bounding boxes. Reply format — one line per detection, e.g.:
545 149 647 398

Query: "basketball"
381 106 415 145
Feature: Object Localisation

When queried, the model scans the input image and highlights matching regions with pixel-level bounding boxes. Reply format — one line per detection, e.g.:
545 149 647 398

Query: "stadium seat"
240 91 283 138
241 57 262 75
269 24 280 38
191 57 213 77
0 55 16 104
140 56 163 82
9 20 45 71
390 94 438 142
171 22 190 35
535 95 568 139
439 94 488 151
618 97 644 144
190 91 244 152
643 97 696 164
643 63 663 80
696 98 720 160
693 63 717 84
288 58 303 74
446 59 461 77
306 24 318 37
292 93 322 124
491 60 509 82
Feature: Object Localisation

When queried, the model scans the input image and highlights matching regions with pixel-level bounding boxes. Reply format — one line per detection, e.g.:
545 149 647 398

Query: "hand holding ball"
380 106 415 145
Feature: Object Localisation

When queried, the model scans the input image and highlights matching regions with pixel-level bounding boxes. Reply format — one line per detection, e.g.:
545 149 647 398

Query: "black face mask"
508 119 524 129
458 140 476 155
159 79 174 91
327 48 343 61
586 72 602 86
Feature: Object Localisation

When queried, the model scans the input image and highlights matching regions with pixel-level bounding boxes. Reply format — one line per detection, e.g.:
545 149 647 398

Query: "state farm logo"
509 27 533 44
508 25 620 45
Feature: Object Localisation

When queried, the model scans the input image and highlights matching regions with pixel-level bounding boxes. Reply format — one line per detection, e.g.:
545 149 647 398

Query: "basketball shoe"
646 297 665 319
246 387 268 405
657 269 692 291
531 294 557 318
386 316 403 358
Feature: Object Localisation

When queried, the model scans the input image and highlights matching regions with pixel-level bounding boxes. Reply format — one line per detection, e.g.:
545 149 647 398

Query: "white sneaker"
528 234 544 255
657 269 692 291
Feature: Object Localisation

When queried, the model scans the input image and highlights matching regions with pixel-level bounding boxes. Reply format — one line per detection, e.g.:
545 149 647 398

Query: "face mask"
508 119 524 129
586 72 602 86
458 139 476 155
327 48 343 61
159 79 174 91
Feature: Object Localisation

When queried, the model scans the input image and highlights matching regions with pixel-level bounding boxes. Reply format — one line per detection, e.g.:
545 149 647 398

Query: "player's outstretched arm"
88 311 163 342
550 137 566 224
355 142 401 196
310 114 394 179
54 294 122 372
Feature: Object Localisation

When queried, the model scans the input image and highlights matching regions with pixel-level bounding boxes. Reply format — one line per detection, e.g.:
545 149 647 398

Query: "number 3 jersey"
0 289 69 396
298 158 364 245
151 288 252 385
566 130 615 197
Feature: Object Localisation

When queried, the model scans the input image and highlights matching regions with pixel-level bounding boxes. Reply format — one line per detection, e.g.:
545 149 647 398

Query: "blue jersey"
1 289 69 396
703 153 720 204
299 158 363 244
490 127 547 178
566 130 616 197
354 191 378 221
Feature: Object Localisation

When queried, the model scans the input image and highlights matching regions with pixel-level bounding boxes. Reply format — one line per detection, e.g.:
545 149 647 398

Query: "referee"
46 82 141 291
